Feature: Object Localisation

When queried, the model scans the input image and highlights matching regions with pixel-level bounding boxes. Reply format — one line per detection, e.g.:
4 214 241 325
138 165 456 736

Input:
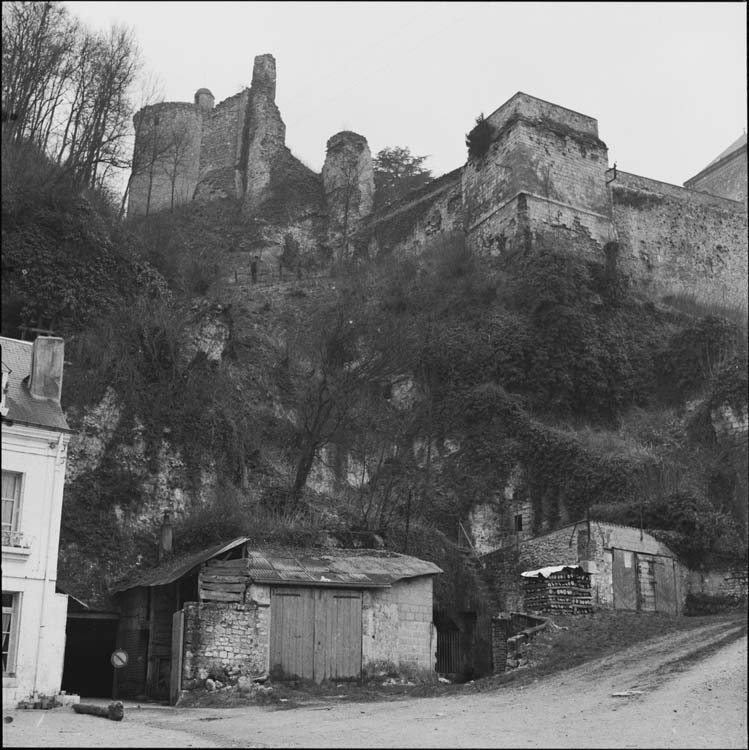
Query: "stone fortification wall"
195 90 249 201
243 55 287 212
611 171 747 302
124 62 747 304
127 102 203 217
463 92 611 255
684 143 748 204
129 54 288 216
359 167 463 257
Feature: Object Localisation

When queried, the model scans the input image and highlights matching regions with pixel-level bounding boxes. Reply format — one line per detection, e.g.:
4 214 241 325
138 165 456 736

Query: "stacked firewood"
522 569 592 613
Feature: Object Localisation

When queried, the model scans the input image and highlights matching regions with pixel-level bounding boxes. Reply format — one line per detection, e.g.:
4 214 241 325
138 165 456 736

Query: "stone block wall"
181 601 269 689
481 546 524 612
516 522 690 611
127 102 203 217
687 568 749 599
463 92 610 250
195 91 248 201
361 168 464 257
362 576 436 678
490 615 510 673
611 171 747 302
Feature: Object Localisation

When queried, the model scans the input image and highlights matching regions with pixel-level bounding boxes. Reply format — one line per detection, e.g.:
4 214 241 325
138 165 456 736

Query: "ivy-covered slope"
2 144 746 610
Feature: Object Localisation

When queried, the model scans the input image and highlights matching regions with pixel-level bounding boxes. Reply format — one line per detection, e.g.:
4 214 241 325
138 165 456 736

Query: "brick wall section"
611 171 747 302
684 146 748 203
362 576 436 678
181 601 269 689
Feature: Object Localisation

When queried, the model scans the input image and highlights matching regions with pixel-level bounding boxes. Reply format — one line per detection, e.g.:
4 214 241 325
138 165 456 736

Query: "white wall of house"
2 423 70 704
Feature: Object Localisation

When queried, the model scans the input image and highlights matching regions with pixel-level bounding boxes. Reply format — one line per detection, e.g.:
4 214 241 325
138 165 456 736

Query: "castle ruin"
127 54 747 301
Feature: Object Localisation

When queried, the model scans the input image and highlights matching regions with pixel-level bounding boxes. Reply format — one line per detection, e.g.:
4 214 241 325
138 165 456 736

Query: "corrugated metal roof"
246 547 441 587
114 540 442 593
112 537 250 592
0 337 70 432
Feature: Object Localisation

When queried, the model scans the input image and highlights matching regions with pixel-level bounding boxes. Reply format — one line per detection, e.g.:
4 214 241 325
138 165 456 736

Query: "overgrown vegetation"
465 114 493 160
372 146 432 211
3 110 747 610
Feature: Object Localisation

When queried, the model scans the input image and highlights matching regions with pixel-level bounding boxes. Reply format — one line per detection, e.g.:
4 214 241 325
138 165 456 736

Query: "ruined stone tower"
127 100 204 217
321 131 375 260
127 54 289 216
242 54 286 211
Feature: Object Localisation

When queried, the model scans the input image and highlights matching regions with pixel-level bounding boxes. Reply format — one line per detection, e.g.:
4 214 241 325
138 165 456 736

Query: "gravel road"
5 619 746 748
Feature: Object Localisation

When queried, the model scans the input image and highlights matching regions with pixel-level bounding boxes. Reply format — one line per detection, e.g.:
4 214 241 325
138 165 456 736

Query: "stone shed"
112 537 442 703
483 521 689 615
517 521 688 614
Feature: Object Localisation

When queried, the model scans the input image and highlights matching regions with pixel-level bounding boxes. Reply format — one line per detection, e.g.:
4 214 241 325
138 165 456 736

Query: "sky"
66 1 747 188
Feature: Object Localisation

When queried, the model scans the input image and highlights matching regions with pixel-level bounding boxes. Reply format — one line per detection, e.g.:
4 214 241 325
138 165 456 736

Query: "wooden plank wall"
199 558 251 603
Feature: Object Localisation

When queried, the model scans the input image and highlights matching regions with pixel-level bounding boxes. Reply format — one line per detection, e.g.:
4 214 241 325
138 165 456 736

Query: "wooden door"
270 587 362 683
270 588 315 680
636 555 657 612
169 609 184 706
612 548 638 610
313 590 362 682
653 556 677 614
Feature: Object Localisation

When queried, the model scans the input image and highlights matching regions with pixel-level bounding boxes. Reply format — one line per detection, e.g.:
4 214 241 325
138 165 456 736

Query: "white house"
1 336 71 706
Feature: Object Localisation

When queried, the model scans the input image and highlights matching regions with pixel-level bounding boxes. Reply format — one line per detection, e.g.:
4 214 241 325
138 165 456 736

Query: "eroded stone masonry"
128 55 747 300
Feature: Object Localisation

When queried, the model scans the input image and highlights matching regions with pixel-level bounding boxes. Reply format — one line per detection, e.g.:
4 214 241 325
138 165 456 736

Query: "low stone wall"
181 601 269 690
687 568 748 600
490 612 547 673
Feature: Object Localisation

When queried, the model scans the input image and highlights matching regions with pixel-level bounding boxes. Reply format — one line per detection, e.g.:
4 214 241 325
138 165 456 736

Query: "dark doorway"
435 612 461 674
62 616 118 697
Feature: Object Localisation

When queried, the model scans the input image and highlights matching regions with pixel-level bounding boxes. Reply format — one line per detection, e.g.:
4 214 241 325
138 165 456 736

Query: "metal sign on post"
110 649 129 669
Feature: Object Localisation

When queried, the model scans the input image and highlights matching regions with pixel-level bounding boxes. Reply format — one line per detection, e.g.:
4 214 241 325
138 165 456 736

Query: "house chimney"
158 512 173 562
28 336 64 404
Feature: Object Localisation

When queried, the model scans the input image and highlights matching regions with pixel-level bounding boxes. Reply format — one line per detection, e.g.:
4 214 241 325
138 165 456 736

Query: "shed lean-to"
112 539 442 701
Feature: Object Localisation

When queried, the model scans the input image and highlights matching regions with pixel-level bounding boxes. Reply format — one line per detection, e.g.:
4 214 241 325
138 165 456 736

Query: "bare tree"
160 120 194 211
285 299 397 508
1 1 75 145
2 2 142 192
331 150 374 266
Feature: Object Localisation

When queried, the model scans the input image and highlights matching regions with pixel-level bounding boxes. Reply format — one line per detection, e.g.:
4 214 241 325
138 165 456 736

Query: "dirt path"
5 620 746 748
